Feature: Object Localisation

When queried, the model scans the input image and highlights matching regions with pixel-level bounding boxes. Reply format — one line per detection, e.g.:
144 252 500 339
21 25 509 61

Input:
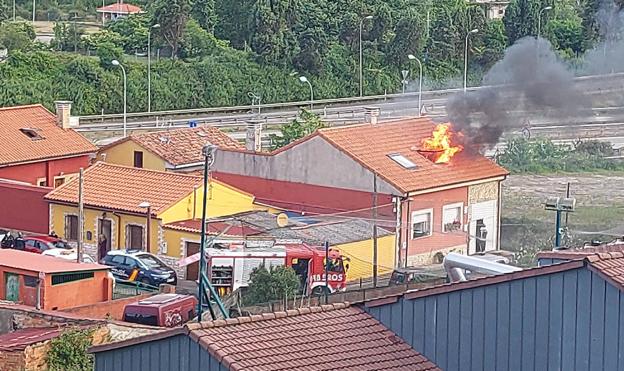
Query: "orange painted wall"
400 187 469 256
0 266 112 311
61 293 153 320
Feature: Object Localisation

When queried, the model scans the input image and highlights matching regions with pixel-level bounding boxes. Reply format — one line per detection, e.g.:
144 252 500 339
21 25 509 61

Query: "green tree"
503 0 555 44
546 17 585 56
244 265 301 306
179 19 217 59
214 0 253 48
386 13 427 67
152 0 191 57
51 22 84 52
0 22 36 51
105 14 149 53
270 109 325 149
476 19 507 69
96 41 123 68
47 328 95 371
191 0 216 32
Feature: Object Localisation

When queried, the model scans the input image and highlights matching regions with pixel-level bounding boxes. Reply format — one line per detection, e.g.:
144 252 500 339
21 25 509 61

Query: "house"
97 125 244 172
0 102 97 187
96 2 143 25
362 252 624 371
163 210 395 281
469 0 510 19
89 302 441 371
211 117 509 265
0 179 50 234
44 162 269 269
0 249 112 311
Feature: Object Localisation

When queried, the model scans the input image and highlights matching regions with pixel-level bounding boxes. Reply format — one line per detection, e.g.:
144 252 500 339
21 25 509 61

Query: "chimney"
364 107 380 125
54 101 72 129
246 119 263 152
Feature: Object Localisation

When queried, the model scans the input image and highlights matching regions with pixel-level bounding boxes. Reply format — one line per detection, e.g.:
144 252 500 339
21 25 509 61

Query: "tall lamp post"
359 15 373 97
537 6 552 40
299 76 314 110
463 29 479 93
408 54 423 117
111 60 128 137
32 0 36 22
198 144 217 321
138 202 151 253
147 24 160 113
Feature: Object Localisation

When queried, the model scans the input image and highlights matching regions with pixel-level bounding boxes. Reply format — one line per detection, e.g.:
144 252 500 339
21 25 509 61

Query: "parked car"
101 250 177 287
23 235 71 254
123 294 197 327
42 248 95 263
389 265 448 285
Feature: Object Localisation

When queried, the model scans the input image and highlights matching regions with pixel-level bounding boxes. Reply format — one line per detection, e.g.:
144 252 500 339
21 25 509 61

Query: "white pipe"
443 252 521 282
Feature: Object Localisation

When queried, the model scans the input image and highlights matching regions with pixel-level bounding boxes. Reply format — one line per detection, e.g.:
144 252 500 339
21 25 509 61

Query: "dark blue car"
101 250 177 287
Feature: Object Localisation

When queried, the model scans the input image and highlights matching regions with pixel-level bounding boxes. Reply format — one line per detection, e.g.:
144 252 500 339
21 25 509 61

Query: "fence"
112 281 159 300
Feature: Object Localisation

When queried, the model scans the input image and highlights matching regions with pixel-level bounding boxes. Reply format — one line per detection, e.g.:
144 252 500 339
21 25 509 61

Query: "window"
19 128 43 140
126 225 144 250
51 272 94 285
125 257 139 268
24 276 38 287
134 151 144 168
64 215 78 241
54 177 66 188
111 255 126 265
37 178 47 187
443 203 463 233
412 209 433 239
25 239 36 248
388 153 417 169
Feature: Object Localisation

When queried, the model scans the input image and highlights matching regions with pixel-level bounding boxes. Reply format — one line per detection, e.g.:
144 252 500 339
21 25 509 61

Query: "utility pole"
324 241 329 304
372 173 378 288
77 168 84 263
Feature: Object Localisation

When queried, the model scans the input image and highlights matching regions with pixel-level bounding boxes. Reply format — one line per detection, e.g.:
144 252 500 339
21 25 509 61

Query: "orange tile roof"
96 3 142 13
317 118 509 194
107 126 244 167
45 162 202 214
0 105 97 166
0 249 109 273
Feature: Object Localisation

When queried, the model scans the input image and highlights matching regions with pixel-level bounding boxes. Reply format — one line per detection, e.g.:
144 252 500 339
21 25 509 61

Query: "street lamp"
147 23 160 113
299 76 314 110
537 6 553 40
138 202 151 253
408 54 423 117
111 60 128 137
32 0 35 22
464 28 479 92
359 15 373 97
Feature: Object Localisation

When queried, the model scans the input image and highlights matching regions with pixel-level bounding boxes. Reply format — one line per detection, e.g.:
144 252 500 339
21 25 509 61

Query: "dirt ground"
501 173 624 265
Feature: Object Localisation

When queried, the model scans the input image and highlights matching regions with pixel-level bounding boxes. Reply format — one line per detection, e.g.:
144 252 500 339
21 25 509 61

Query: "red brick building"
0 102 97 187
0 249 113 311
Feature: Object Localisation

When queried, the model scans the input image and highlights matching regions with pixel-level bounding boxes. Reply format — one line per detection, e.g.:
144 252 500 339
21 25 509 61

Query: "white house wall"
213 136 399 195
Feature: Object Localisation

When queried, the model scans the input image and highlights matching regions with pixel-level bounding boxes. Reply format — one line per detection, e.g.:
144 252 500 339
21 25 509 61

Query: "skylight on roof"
388 153 417 169
19 128 43 141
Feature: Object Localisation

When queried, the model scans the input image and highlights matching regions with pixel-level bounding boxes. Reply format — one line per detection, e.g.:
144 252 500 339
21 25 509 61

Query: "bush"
47 328 95 371
243 265 300 306
0 22 36 52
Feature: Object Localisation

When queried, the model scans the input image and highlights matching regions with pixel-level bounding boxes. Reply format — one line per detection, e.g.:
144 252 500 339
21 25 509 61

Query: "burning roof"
318 117 508 194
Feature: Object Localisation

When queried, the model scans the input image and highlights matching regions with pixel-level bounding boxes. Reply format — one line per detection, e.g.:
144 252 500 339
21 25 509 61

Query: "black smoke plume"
447 37 590 149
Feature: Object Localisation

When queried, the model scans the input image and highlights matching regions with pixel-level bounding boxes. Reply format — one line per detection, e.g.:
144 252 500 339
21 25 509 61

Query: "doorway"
5 273 19 302
98 219 112 260
291 258 310 294
476 219 487 253
186 242 200 281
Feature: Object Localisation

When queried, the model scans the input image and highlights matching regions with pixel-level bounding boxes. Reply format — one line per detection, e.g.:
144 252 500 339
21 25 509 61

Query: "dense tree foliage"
244 266 301 306
0 0 622 113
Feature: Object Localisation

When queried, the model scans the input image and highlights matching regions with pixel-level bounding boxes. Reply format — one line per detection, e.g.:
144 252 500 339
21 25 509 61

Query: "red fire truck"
178 241 348 296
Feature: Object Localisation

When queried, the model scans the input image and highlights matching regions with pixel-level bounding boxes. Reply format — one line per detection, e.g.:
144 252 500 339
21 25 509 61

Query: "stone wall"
0 351 25 371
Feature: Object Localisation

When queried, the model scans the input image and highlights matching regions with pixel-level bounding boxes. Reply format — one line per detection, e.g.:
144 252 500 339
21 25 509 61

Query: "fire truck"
178 240 348 297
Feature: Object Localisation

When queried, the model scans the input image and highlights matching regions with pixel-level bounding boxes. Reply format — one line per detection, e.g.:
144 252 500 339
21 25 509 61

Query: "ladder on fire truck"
198 236 229 320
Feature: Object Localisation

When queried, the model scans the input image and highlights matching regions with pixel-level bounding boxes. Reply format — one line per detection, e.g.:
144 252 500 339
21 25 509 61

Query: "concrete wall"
365 267 624 371
0 180 51 234
213 136 398 195
0 155 91 186
61 293 153 320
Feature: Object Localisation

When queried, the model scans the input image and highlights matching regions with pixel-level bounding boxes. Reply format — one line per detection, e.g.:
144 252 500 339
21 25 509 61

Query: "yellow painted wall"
159 181 276 224
49 203 161 255
98 140 166 171
162 228 200 260
337 235 396 282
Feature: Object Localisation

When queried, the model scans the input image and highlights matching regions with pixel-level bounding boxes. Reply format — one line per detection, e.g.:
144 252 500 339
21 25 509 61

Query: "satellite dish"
276 213 289 228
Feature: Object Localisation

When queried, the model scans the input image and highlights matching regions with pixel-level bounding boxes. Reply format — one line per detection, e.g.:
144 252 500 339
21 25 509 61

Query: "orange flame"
421 123 463 164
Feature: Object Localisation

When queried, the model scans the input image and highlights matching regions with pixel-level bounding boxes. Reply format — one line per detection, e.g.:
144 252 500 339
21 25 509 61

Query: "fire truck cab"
286 244 347 295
